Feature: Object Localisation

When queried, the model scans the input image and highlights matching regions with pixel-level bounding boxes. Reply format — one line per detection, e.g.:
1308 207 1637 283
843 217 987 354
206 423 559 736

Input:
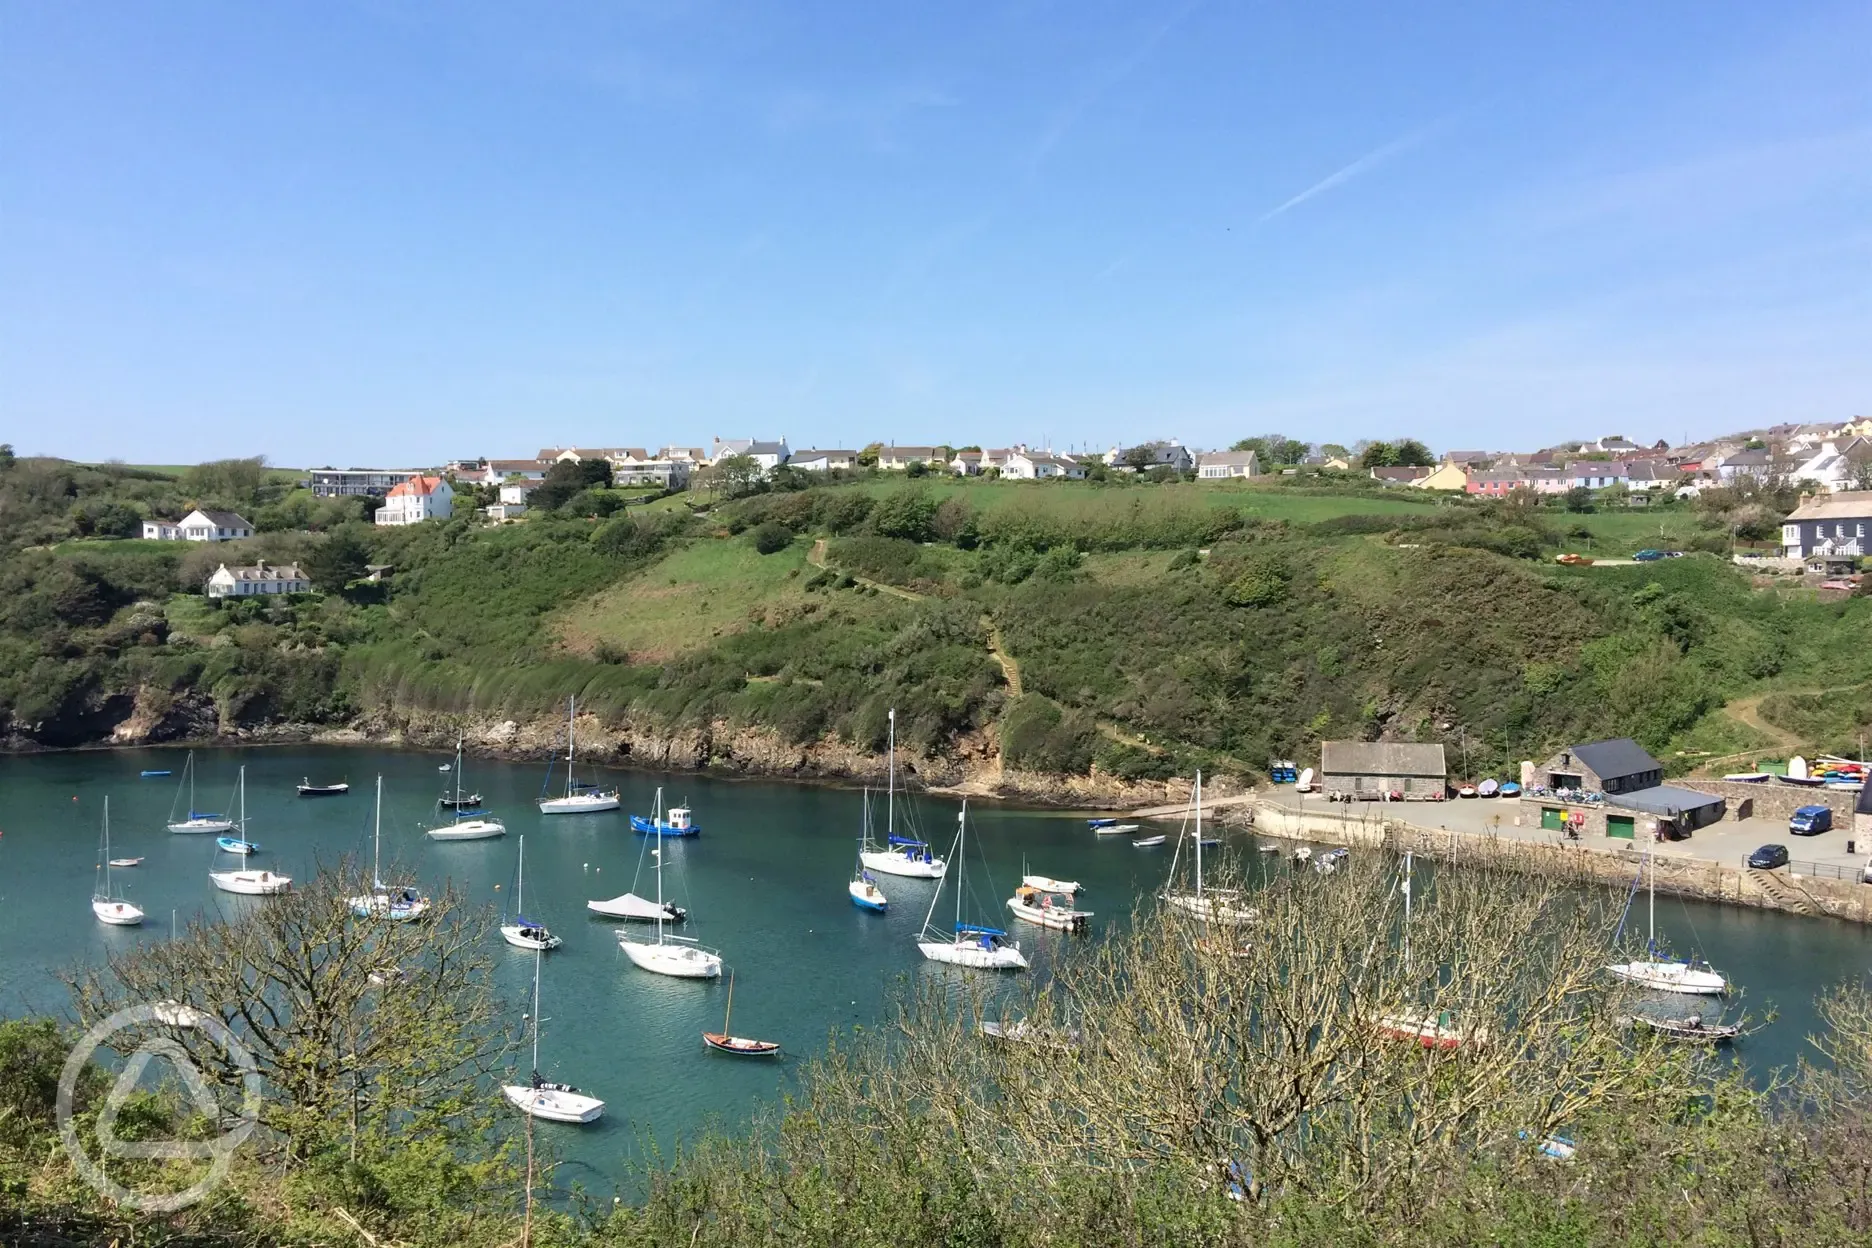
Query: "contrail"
1258 126 1435 223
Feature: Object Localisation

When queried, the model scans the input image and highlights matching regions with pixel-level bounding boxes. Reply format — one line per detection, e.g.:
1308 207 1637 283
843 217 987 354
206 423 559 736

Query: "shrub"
1225 554 1291 608
1001 695 1097 773
749 522 793 555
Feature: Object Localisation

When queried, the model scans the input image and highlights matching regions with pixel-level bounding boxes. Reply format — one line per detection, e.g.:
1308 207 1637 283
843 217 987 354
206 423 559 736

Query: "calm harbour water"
3 745 1869 1188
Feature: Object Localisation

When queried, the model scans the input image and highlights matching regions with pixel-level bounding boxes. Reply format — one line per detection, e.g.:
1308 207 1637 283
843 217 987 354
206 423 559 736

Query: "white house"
1781 491 1872 560
142 509 254 542
1196 450 1261 480
708 438 789 474
790 449 859 472
375 475 454 526
877 446 944 471
1567 462 1632 490
1716 448 1775 483
206 562 309 599
1793 438 1872 494
1003 452 1086 480
949 451 984 475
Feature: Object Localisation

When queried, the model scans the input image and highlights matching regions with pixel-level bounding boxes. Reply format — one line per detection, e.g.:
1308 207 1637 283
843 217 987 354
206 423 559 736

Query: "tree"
1851 460 1872 492
1358 441 1400 469
179 457 269 508
713 454 765 498
0 443 14 472
305 528 371 591
1230 434 1310 465
749 521 793 554
530 458 611 512
1320 442 1351 462
1393 438 1434 467
857 442 884 468
1563 486 1596 513
1118 446 1158 472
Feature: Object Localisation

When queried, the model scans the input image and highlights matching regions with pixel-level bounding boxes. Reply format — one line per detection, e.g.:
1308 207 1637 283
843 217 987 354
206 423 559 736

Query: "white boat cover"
587 892 679 921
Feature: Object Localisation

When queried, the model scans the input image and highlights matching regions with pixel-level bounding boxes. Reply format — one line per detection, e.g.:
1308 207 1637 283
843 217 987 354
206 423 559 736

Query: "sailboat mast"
530 949 542 1074
516 835 526 913
373 775 383 885
1193 771 1204 899
653 843 665 942
101 797 111 897
238 766 246 834
1403 851 1413 972
723 971 735 1035
1648 852 1656 952
188 753 195 813
954 803 966 932
886 709 896 841
566 698 577 795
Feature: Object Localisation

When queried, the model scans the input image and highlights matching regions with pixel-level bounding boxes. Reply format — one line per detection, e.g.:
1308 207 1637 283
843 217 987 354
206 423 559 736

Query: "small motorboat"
1086 817 1119 829
1257 842 1281 854
216 836 259 856
107 857 144 868
1313 848 1349 874
1093 823 1141 836
1457 785 1478 798
438 763 452 772
140 769 171 778
1292 846 1313 862
849 873 888 912
1198 836 1221 848
1498 782 1522 797
297 780 350 797
1134 835 1167 848
586 893 687 923
1021 874 1082 895
1622 1013 1741 1044
1007 884 1093 932
631 789 701 837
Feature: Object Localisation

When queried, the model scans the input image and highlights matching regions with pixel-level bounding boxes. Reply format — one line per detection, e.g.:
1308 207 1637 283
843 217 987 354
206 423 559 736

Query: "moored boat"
1006 883 1092 932
917 804 1028 970
501 948 603 1124
631 788 701 837
166 752 234 834
538 697 621 814
297 780 350 797
858 709 948 879
209 769 292 895
216 836 258 855
1621 1012 1740 1044
429 739 505 839
702 971 780 1057
92 799 144 927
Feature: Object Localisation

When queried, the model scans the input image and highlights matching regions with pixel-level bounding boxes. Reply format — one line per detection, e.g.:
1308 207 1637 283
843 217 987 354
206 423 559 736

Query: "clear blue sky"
4 2 1868 466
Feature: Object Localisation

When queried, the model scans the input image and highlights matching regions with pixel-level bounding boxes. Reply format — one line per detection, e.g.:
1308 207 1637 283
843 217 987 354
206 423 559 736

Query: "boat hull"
586 894 687 922
1606 961 1727 995
631 816 700 837
860 849 946 879
427 818 507 840
500 923 562 950
350 894 430 921
703 1032 781 1057
1371 1010 1484 1049
619 939 722 978
92 899 145 926
297 785 349 797
1006 899 1092 932
917 939 1029 970
501 1084 604 1123
168 818 234 834
1163 891 1257 926
848 880 888 911
209 870 291 896
539 795 620 814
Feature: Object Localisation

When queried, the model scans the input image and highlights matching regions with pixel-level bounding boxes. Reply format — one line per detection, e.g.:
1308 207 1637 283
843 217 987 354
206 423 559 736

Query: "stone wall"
1680 780 1860 825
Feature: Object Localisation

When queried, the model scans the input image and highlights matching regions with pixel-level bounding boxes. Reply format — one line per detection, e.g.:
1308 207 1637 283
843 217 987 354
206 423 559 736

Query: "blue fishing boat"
1087 817 1119 829
140 769 171 778
216 836 259 856
630 788 700 837
1499 782 1522 798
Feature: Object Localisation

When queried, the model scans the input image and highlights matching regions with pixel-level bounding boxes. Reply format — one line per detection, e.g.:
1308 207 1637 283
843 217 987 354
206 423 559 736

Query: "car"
1790 805 1834 836
1633 549 1666 562
1747 844 1790 870
1556 553 1594 566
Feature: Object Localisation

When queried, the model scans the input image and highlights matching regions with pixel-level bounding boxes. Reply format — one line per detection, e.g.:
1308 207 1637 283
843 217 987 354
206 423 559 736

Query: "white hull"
210 869 291 895
153 1000 207 1027
1164 891 1257 926
350 893 430 921
619 938 722 978
860 849 946 879
501 923 562 950
1021 874 1081 895
1371 1009 1486 1049
587 893 685 922
427 818 507 840
539 794 620 814
849 878 888 908
1006 899 1092 931
1606 961 1727 995
168 818 234 834
92 898 144 926
918 939 1028 970
501 1084 605 1123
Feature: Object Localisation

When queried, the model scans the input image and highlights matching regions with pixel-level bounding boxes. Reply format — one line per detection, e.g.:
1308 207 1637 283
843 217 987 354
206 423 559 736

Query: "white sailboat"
617 843 721 978
427 738 506 840
92 798 145 926
537 697 621 814
1162 772 1256 925
859 708 947 879
500 836 561 950
848 792 889 912
501 949 604 1123
1371 852 1489 1048
208 768 292 895
1606 853 1727 995
917 803 1028 970
166 752 234 834
349 776 431 921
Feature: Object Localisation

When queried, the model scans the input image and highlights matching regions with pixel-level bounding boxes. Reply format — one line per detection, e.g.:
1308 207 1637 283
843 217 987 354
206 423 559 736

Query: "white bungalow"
143 509 254 542
790 449 860 472
1003 452 1086 480
1196 450 1261 480
206 562 310 599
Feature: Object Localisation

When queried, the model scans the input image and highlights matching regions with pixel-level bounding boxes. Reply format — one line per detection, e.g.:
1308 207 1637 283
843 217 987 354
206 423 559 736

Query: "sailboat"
208 769 292 895
538 697 621 814
848 790 888 911
427 738 505 840
617 843 721 978
166 752 233 833
631 786 701 836
917 803 1028 970
702 970 780 1056
1606 853 1727 995
92 798 145 926
500 836 561 950
1372 852 1488 1048
1161 772 1256 925
501 949 604 1123
348 777 431 921
858 708 947 879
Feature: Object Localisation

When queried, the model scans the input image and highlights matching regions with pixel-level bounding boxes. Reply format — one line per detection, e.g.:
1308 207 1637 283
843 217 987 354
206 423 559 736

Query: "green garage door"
1607 814 1635 840
1540 807 1564 831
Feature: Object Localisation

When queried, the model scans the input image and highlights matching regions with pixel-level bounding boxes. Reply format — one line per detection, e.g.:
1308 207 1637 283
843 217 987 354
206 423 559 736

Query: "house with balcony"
310 467 430 497
375 475 453 526
1781 491 1871 560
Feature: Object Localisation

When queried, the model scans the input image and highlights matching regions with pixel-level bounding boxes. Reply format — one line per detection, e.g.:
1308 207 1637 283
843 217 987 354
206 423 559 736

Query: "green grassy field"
103 464 306 484
553 535 901 661
1551 507 1717 556
850 475 1442 522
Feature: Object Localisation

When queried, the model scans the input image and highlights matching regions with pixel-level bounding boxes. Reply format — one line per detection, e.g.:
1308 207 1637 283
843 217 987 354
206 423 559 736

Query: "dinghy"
216 836 258 856
1094 823 1141 836
140 769 171 778
297 779 349 797
702 972 780 1057
1021 874 1082 895
1620 1012 1740 1044
1134 835 1167 848
107 857 143 868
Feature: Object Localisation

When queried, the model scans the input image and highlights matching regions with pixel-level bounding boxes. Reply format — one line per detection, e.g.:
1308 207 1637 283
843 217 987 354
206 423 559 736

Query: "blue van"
1789 805 1833 836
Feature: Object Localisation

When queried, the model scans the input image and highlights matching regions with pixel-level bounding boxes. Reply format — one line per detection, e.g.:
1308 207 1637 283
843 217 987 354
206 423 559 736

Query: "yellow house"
1412 461 1471 491
1839 417 1872 438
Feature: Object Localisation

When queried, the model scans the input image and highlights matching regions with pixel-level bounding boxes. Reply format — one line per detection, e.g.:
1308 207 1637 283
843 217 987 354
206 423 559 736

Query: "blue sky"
4 1 1869 466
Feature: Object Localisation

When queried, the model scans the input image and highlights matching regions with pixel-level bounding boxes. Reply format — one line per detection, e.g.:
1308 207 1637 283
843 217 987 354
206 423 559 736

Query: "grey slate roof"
1858 784 1872 817
1570 738 1662 783
1611 785 1724 816
1320 741 1448 777
195 510 252 528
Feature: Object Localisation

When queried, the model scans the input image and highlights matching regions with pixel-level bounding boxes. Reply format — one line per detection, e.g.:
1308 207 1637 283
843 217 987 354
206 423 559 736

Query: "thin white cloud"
1028 0 1202 173
1258 126 1437 224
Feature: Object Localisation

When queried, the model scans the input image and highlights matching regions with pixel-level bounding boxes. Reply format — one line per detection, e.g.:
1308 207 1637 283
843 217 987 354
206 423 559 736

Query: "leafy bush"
1001 695 1097 773
748 522 793 555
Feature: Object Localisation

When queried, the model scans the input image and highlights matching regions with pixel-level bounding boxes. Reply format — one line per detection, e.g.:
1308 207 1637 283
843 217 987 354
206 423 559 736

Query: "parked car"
1556 553 1593 566
1633 549 1666 562
1747 844 1790 870
1789 805 1834 836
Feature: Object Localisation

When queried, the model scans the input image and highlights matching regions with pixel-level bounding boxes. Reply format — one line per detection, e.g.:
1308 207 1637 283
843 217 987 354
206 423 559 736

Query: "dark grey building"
1539 739 1663 796
1781 490 1871 560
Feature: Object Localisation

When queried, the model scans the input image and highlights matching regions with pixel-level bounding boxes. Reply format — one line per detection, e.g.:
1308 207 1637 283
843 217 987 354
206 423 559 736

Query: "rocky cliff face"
23 681 1237 810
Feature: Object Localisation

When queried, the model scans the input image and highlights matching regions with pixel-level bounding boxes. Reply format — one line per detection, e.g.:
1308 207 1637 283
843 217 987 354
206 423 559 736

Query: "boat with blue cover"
216 836 259 856
630 788 700 837
917 804 1027 970
1087 817 1119 829
141 769 171 778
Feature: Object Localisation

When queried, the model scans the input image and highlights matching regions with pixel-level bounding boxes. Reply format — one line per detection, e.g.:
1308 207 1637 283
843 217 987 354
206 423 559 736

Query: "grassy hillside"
3 461 1867 776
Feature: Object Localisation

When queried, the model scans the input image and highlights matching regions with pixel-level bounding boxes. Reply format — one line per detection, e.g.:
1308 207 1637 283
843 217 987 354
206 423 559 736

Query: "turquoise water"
4 746 1870 1190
